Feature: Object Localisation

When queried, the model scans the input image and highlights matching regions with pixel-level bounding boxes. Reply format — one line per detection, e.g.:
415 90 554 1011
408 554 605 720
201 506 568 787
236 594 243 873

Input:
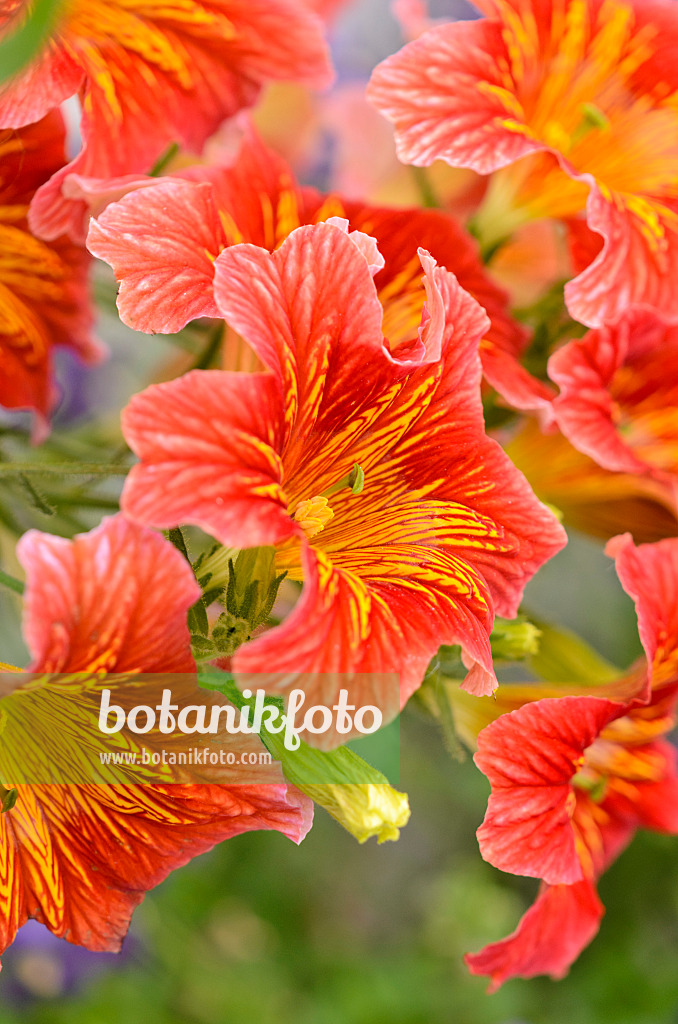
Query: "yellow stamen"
292 495 334 538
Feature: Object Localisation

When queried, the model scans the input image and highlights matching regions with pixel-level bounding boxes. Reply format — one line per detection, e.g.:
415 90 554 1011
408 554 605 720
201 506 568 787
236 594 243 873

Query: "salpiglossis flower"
0 113 101 436
0 0 333 241
86 124 548 411
549 309 678 504
368 0 678 327
458 534 678 989
118 220 565 745
506 414 678 542
0 514 312 961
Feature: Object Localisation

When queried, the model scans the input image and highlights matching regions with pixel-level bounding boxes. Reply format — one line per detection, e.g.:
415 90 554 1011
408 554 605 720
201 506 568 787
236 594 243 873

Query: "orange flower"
549 308 678 495
0 0 333 240
0 113 101 436
117 221 565 744
506 417 678 542
457 533 678 987
0 515 311 960
368 0 678 327
87 125 548 410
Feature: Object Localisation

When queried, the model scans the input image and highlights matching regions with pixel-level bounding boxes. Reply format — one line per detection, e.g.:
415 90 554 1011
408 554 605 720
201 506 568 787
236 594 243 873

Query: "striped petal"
0 114 100 431
17 515 201 674
0 515 314 959
2 0 333 241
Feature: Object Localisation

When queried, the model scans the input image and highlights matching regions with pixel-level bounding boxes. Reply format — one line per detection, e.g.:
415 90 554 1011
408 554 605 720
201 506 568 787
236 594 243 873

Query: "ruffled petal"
121 370 291 549
465 880 604 991
17 515 202 674
475 696 623 884
87 179 225 332
565 187 678 328
367 19 539 172
606 533 678 689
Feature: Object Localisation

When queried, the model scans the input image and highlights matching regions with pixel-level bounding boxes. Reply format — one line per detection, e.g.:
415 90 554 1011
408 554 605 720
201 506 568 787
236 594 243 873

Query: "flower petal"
22 0 333 241
0 115 101 428
607 533 678 690
367 19 538 172
17 515 201 674
234 523 498 747
565 187 678 328
475 696 623 884
0 39 83 128
0 778 311 957
465 880 604 991
87 179 225 333
122 369 292 549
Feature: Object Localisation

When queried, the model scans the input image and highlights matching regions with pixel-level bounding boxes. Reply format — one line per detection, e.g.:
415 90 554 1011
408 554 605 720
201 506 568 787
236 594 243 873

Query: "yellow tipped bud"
301 782 410 844
293 495 334 538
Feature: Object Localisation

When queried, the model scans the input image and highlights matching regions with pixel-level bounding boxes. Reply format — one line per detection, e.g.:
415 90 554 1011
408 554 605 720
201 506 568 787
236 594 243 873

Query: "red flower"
118 220 564 744
0 514 312 960
368 0 678 327
466 533 678 988
0 0 333 241
87 125 545 410
506 417 678 543
0 113 101 435
549 310 678 520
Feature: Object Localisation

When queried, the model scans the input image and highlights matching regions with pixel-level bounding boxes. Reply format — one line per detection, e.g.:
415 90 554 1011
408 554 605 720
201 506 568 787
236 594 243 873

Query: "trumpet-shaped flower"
0 0 333 241
87 125 546 411
464 533 678 988
0 514 312 960
119 221 565 745
0 113 101 435
549 309 678 501
506 417 678 542
368 0 678 327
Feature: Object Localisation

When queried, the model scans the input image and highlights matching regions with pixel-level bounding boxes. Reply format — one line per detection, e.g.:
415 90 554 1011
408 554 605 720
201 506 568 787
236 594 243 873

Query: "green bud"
199 671 409 843
490 616 541 662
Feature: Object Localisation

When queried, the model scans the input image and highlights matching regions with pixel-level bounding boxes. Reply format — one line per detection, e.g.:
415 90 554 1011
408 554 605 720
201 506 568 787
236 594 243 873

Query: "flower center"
292 496 334 539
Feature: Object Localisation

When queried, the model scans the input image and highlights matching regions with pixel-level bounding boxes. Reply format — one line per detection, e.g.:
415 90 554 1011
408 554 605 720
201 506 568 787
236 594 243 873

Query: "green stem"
0 569 24 596
0 0 64 84
191 323 224 371
55 495 121 510
410 166 440 209
149 141 179 177
199 671 386 785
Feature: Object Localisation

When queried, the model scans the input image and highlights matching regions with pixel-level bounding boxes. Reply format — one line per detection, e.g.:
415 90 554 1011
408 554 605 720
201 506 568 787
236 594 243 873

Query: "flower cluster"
0 0 676 997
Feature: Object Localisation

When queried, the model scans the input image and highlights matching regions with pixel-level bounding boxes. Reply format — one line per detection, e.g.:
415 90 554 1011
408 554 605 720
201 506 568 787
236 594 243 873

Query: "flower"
506 415 678 542
86 124 547 410
548 309 678 502
0 514 312 961
462 533 678 988
0 113 101 436
118 220 565 744
368 0 678 327
0 0 333 241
